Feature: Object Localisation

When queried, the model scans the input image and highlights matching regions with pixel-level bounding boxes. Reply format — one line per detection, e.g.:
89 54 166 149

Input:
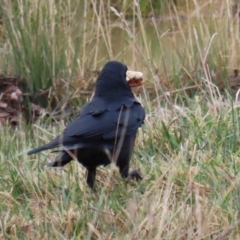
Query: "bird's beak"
126 70 143 87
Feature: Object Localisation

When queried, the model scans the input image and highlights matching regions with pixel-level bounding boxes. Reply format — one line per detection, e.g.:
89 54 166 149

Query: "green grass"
2 98 240 239
1 0 240 239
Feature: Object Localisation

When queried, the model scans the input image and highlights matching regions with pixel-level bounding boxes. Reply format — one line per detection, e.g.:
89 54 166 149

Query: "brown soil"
0 76 44 127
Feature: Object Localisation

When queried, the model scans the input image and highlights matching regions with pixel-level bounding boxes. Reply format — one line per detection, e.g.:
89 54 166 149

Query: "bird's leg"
116 136 142 183
47 151 73 167
86 167 96 189
117 162 129 179
127 169 142 181
118 163 142 182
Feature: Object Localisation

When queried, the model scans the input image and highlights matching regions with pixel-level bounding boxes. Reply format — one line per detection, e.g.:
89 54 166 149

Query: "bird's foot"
127 169 142 182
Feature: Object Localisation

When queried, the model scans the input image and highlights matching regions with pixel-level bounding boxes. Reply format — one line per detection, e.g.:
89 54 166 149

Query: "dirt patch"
0 76 45 126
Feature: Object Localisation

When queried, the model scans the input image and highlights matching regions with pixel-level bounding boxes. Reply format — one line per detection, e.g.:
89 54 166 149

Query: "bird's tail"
27 137 60 155
27 145 51 155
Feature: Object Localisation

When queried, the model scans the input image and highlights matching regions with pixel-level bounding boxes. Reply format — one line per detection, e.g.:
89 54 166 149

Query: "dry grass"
1 0 240 239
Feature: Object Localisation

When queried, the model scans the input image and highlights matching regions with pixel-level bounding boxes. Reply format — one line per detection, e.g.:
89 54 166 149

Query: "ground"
1 1 240 239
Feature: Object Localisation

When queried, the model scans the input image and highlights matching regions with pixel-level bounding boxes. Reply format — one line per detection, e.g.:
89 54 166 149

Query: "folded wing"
28 98 145 155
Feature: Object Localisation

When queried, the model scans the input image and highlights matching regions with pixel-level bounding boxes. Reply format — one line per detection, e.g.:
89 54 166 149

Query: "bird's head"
94 61 143 98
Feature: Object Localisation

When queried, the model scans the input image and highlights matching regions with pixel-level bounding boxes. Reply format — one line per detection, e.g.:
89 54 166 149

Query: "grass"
2 98 240 239
1 0 240 239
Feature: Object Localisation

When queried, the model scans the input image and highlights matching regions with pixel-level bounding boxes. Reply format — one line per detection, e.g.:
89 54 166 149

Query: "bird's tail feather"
27 145 50 155
27 137 60 155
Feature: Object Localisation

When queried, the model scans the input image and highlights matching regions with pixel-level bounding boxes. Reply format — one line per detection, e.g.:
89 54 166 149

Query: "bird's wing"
64 101 145 140
27 99 145 155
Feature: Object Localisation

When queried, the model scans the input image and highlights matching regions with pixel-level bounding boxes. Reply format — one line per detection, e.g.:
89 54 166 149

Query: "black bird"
28 61 145 189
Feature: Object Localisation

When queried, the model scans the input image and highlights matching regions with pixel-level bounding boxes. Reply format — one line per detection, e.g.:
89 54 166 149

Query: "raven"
28 61 145 189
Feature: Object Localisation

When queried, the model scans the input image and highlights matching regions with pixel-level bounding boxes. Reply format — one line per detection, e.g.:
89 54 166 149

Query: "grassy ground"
1 0 240 239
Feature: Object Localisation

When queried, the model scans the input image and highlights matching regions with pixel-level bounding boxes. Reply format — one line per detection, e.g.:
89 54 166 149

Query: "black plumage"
28 61 145 189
